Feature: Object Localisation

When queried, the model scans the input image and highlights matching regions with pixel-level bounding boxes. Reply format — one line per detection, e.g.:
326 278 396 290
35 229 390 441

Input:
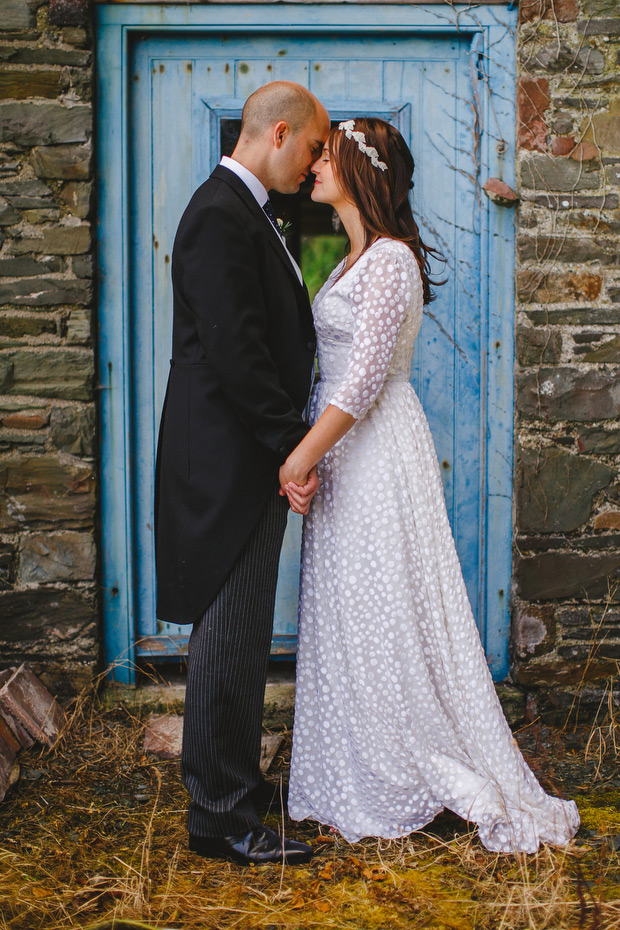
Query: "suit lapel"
211 164 307 297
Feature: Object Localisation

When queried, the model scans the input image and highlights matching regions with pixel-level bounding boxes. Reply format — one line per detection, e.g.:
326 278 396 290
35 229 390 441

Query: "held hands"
278 463 319 515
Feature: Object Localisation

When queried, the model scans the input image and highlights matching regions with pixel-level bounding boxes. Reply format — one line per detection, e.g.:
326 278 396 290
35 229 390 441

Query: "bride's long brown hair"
328 118 444 305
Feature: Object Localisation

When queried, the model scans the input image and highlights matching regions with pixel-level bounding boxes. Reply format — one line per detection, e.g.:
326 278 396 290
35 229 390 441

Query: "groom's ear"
273 120 289 148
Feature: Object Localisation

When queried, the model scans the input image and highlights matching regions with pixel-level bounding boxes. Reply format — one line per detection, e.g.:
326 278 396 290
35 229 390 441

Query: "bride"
278 117 580 853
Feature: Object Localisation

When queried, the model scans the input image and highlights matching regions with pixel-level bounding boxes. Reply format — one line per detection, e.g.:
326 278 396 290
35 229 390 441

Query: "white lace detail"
338 120 388 172
288 238 580 853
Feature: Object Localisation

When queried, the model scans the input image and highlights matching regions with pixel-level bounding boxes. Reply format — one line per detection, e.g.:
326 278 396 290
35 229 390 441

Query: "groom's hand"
278 466 319 515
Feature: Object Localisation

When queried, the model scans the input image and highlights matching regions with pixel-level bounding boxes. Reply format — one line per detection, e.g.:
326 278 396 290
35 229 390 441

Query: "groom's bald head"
240 81 322 138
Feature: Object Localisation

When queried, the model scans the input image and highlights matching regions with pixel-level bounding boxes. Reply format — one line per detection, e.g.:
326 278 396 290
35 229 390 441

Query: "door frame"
96 2 517 684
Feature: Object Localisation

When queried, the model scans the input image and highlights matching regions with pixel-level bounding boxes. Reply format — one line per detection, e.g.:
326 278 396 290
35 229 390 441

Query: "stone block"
0 664 65 747
524 193 618 210
516 551 620 601
59 181 91 219
66 308 91 343
10 224 90 255
517 327 562 367
518 270 602 304
528 42 605 75
1 411 49 429
31 144 91 180
0 71 63 101
0 47 91 67
551 136 575 157
582 99 620 158
520 155 601 191
514 603 555 658
0 315 58 339
0 179 53 209
49 0 89 27
570 142 599 162
518 367 620 422
578 428 620 454
143 713 183 760
0 713 21 802
517 445 612 532
594 511 620 530
71 255 92 278
50 404 95 455
583 336 620 363
517 78 549 152
0 277 91 306
0 589 97 668
19 532 96 583
0 348 93 401
0 256 63 276
514 650 615 686
0 103 90 146
517 235 615 265
578 17 620 35
0 196 19 226
526 307 618 325
519 0 578 22
0 454 95 531
0 541 16 591
2 0 34 30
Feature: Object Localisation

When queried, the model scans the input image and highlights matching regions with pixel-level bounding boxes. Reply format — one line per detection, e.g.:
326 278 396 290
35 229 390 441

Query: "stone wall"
0 0 96 693
514 0 620 720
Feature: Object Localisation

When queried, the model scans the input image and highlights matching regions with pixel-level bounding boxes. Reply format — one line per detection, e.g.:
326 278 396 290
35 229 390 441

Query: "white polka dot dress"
288 238 580 853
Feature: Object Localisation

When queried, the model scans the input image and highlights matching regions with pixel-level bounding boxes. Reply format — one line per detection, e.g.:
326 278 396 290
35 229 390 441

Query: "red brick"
518 78 550 152
519 0 578 24
570 141 599 161
0 665 65 747
1 413 49 430
551 136 575 156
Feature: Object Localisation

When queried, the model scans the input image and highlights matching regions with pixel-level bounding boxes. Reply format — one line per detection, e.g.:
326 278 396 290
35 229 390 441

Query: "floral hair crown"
337 120 388 172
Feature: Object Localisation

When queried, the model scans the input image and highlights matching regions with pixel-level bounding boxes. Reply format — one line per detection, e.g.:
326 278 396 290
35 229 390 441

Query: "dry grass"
1 679 619 930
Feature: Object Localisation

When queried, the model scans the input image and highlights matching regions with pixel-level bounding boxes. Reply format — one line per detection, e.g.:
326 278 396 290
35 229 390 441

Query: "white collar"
220 156 269 209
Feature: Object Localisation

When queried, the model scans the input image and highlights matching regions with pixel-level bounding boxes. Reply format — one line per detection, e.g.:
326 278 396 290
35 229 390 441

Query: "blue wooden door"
97 4 516 681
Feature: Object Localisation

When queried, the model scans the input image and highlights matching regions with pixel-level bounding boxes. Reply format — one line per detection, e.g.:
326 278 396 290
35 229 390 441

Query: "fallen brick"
0 664 65 747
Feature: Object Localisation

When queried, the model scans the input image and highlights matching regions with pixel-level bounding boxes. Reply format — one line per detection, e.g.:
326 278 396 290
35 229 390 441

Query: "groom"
155 82 330 865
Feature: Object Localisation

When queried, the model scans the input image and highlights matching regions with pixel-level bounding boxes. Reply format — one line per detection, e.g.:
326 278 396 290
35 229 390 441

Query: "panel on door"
129 32 485 661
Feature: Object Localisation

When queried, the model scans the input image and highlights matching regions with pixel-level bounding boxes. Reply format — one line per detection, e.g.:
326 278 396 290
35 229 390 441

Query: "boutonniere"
277 218 292 237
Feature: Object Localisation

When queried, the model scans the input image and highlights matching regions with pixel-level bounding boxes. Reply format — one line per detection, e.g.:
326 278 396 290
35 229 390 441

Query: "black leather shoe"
189 824 313 866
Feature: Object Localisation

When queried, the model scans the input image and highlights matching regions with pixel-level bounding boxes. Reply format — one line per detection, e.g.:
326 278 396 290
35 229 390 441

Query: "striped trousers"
181 488 290 837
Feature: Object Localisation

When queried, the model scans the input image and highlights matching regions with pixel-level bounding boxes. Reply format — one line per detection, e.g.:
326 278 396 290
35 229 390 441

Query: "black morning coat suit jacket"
155 164 316 622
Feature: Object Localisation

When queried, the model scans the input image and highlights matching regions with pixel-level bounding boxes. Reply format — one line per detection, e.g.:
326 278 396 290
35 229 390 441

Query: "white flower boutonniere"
276 218 292 237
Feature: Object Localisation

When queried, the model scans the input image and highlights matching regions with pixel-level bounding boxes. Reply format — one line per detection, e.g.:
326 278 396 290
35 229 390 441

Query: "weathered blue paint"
96 3 516 684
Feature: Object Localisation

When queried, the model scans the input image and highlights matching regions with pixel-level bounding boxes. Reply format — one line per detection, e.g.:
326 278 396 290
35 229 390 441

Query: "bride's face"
311 147 344 207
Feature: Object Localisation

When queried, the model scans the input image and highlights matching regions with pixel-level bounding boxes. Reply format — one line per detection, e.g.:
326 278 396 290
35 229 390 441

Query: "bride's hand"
278 464 319 514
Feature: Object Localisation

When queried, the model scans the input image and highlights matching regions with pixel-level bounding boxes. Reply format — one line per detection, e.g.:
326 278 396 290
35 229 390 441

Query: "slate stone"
0 433 46 454
1 411 49 430
49 0 89 27
518 235 616 265
517 327 562 367
0 256 63 277
0 664 65 747
526 307 620 326
0 588 97 665
0 71 63 101
0 315 58 339
518 367 620 421
0 179 53 209
19 532 96 583
578 17 620 35
66 308 91 344
517 551 620 601
50 404 95 455
2 0 34 30
583 335 620 363
0 197 19 226
0 277 91 306
527 42 605 74
585 99 620 157
518 271 602 304
31 144 91 180
10 224 90 255
0 47 91 67
524 193 619 210
517 446 613 532
514 649 615 685
0 103 91 146
71 255 92 278
0 454 95 531
520 155 601 191
59 181 91 219
0 541 16 591
0 348 93 401
578 428 620 454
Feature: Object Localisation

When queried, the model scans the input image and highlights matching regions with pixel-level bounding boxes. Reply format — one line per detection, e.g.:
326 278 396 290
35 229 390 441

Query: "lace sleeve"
329 246 417 420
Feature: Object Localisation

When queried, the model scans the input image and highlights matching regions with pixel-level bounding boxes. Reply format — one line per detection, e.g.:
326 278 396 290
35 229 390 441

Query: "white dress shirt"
219 155 303 285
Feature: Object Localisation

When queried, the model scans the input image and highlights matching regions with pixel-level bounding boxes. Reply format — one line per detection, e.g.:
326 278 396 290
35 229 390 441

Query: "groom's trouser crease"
181 488 289 836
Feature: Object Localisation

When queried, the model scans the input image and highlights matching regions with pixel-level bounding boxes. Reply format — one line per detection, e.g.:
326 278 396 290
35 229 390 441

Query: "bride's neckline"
331 236 399 282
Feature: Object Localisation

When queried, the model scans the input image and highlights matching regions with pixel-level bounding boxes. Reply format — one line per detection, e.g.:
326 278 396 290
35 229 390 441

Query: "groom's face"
271 109 330 194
